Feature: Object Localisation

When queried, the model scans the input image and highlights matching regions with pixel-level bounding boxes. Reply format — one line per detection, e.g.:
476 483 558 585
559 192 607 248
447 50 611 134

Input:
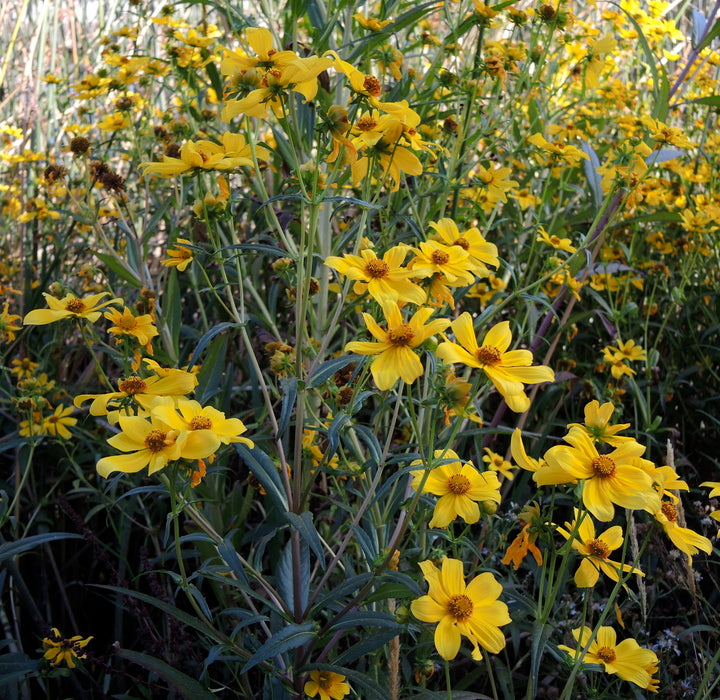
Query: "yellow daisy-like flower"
482 448 515 480
535 431 661 521
411 557 511 661
163 238 195 272
151 397 253 460
558 509 642 587
536 226 576 253
510 428 546 472
42 628 93 669
565 400 632 447
474 164 519 204
96 415 185 477
324 245 426 305
411 449 501 528
41 404 78 440
105 307 159 348
436 315 554 413
23 292 122 325
352 12 392 31
304 669 351 700
10 357 39 379
559 626 659 691
428 218 499 276
345 302 449 391
409 240 477 287
653 500 712 564
0 303 22 342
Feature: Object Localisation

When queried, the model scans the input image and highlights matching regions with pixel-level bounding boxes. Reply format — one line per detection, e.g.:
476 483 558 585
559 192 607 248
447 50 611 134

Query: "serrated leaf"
115 648 216 700
241 622 315 672
0 533 82 563
284 511 325 569
235 444 288 512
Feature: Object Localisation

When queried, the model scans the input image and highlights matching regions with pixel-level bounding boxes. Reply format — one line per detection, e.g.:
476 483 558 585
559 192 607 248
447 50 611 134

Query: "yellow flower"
502 503 544 570
304 669 351 700
74 369 198 416
0 303 22 342
220 27 299 76
559 626 659 691
536 226 576 253
558 509 642 587
151 398 253 460
41 404 78 440
535 431 661 521
96 415 186 477
105 307 159 349
584 34 616 89
436 315 554 413
10 357 39 379
653 500 712 564
345 302 449 391
527 133 590 167
510 428 546 472
482 448 515 480
324 245 426 305
428 218 499 276
409 240 477 287
23 292 122 325
602 339 647 363
411 449 501 528
163 238 195 272
474 164 519 203
564 400 633 447
641 116 696 149
352 12 392 30
43 628 92 668
411 557 510 661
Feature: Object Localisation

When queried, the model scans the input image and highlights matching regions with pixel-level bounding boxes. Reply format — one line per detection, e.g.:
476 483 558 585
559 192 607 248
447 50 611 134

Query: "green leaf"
188 321 243 370
308 355 356 389
685 95 720 108
0 533 82 563
241 622 315 672
115 648 216 700
235 444 289 511
0 652 40 688
93 584 225 643
580 140 602 211
278 378 297 439
205 61 223 97
95 252 142 288
284 511 325 569
328 611 401 631
163 268 182 363
696 16 720 52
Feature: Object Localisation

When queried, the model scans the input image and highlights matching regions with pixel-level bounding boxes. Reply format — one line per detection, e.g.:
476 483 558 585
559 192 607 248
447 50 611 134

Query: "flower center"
316 672 332 690
117 315 138 329
661 501 678 522
189 416 212 430
475 345 502 365
447 594 474 622
431 250 450 265
479 171 494 185
362 75 381 96
47 415 60 424
387 324 415 346
591 455 616 478
587 538 610 559
65 298 86 313
144 429 168 452
365 259 390 278
596 646 616 664
356 116 378 132
447 473 471 495
118 377 148 394
453 237 470 250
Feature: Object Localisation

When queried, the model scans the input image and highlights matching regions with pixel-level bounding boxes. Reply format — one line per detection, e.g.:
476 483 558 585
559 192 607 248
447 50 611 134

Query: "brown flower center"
453 237 470 250
475 345 502 365
591 455 616 478
189 416 212 430
118 377 148 394
431 250 450 265
363 75 381 96
596 646 616 664
316 672 332 690
447 473 471 495
661 501 678 522
447 594 474 622
356 116 378 132
365 259 390 278
65 298 86 314
144 429 168 452
587 538 610 559
47 415 60 424
387 324 415 346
